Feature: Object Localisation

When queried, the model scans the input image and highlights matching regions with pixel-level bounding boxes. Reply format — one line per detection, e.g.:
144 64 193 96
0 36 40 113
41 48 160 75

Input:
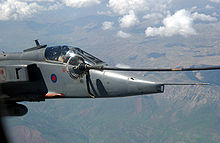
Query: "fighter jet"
0 40 220 116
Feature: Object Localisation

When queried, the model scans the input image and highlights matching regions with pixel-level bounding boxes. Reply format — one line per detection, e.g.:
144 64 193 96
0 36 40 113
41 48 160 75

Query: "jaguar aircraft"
0 40 220 116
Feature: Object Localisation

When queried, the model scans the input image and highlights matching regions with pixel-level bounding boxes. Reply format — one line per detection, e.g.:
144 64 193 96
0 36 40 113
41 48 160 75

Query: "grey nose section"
88 70 164 98
127 78 164 96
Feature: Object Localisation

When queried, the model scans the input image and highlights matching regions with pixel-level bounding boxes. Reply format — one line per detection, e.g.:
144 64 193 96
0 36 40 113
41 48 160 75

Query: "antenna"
35 40 40 47
23 39 47 52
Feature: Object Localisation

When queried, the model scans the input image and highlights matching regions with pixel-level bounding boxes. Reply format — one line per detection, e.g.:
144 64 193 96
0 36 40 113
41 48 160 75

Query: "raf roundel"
51 74 57 83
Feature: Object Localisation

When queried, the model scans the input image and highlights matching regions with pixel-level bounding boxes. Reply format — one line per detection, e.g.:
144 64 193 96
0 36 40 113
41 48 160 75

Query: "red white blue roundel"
51 74 57 83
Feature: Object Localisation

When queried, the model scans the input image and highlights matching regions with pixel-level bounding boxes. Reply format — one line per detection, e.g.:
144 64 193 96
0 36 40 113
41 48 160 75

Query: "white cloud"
0 0 44 20
145 9 218 37
205 5 214 9
192 12 217 22
108 0 148 15
102 21 114 30
210 0 220 3
212 12 219 17
47 2 63 10
190 6 198 12
22 0 55 2
97 10 112 16
145 9 196 37
143 13 164 24
0 0 102 20
108 0 173 31
119 10 139 28
143 13 163 19
108 0 173 15
115 64 131 68
117 30 131 38
62 0 100 8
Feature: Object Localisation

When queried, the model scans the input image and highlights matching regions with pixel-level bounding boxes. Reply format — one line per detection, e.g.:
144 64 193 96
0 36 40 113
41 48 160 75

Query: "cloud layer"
108 0 148 15
210 0 220 3
0 0 44 20
0 0 219 38
102 21 114 30
0 0 101 20
117 30 131 38
119 10 139 28
145 9 217 37
63 0 100 8
192 12 217 22
115 63 131 68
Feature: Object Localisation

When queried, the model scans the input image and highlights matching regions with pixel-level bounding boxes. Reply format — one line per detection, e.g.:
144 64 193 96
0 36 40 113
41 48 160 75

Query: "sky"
0 0 219 39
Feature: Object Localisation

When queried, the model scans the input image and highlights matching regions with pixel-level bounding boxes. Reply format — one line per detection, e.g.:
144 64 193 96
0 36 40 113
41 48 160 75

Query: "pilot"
58 55 68 63
58 55 64 62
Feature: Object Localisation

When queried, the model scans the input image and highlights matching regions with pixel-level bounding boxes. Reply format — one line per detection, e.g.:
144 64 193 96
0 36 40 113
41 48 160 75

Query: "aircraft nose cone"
88 70 164 97
127 77 164 96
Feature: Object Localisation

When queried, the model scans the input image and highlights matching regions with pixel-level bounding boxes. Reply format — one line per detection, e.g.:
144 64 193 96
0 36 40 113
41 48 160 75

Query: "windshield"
45 46 105 65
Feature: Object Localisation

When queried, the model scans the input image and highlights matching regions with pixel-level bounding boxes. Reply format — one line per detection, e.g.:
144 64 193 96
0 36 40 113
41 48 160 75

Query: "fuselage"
0 45 164 102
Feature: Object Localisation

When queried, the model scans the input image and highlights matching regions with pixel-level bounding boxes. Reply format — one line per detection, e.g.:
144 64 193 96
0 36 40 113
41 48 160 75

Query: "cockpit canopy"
45 46 105 66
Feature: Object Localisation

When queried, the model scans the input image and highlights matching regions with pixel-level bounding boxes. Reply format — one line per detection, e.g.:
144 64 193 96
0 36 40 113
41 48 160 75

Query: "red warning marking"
0 69 4 74
45 93 64 97
0 68 6 81
63 68 65 72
